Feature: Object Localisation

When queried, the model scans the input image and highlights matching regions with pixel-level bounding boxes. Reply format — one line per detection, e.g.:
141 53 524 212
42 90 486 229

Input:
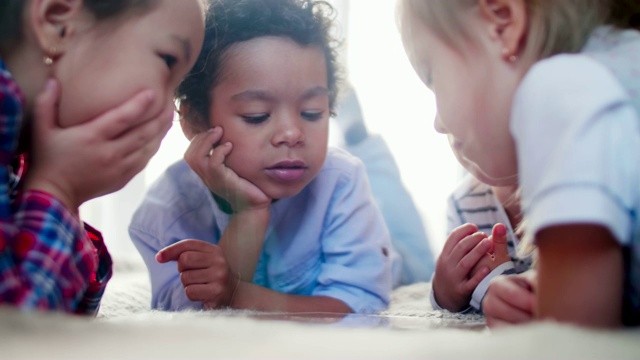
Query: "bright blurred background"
80 0 462 263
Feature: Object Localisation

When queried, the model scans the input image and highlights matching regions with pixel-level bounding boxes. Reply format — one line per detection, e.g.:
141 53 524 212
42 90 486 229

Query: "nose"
433 113 447 134
272 114 304 147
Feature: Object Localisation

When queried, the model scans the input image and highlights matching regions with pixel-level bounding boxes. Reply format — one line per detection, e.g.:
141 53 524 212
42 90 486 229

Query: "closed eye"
242 114 270 124
160 54 178 69
301 111 323 121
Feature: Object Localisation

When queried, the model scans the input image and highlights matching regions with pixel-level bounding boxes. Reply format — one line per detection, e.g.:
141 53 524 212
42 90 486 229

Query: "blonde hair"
401 0 610 67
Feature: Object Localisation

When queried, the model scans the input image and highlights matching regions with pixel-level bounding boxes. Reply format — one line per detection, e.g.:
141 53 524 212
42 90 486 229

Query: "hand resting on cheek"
24 80 173 213
184 126 272 213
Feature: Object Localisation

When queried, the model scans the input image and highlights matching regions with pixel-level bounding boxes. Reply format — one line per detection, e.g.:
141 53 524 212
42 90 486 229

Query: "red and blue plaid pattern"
0 59 112 315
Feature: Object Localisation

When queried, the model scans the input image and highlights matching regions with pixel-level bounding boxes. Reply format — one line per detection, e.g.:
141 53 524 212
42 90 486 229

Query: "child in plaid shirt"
0 0 205 314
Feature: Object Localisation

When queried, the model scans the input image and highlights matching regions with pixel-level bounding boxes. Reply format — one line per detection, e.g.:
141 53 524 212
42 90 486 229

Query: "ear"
178 102 208 141
28 0 84 59
478 0 527 61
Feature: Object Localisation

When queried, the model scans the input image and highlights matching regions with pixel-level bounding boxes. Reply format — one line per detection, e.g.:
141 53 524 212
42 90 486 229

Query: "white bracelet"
470 261 515 310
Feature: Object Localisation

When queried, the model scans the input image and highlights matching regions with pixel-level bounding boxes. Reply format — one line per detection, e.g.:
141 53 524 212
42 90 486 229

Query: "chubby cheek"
223 138 259 180
55 65 168 128
57 85 119 127
56 84 170 128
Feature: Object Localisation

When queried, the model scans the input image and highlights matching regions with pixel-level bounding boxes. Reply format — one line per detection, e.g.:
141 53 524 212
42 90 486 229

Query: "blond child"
398 0 640 327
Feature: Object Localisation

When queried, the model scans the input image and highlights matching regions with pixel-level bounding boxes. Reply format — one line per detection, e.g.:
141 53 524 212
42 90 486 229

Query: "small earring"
43 47 58 66
502 48 518 63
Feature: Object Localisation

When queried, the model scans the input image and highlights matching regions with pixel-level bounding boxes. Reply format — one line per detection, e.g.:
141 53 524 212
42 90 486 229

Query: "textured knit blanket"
2 259 640 359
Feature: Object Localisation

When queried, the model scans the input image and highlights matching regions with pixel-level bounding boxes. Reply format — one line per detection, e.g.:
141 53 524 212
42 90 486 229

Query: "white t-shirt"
511 53 640 322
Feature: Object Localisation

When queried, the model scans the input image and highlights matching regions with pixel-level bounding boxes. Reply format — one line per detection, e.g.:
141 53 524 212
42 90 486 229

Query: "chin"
467 162 518 187
264 184 307 201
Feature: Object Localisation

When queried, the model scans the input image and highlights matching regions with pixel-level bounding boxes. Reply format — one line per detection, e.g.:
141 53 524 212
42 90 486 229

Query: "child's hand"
24 79 172 211
470 223 512 277
432 223 493 312
156 239 239 309
482 270 537 327
184 127 271 213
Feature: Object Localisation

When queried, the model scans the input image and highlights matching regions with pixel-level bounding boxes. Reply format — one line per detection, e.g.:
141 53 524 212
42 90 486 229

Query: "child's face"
400 8 520 186
208 37 330 200
53 0 205 127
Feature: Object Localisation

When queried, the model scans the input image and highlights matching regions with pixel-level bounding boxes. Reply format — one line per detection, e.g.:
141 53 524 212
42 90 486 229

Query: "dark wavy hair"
0 0 158 52
176 0 341 130
609 0 640 30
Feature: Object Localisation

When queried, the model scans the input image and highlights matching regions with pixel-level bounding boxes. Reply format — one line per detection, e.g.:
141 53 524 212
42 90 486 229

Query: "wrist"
471 261 516 310
432 276 469 312
211 191 271 215
234 205 271 223
227 271 242 308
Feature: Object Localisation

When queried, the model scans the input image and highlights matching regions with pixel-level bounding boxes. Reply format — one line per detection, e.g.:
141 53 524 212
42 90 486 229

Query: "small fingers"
180 267 226 287
491 223 508 244
483 276 536 327
184 128 233 184
33 79 61 132
93 90 157 139
184 283 225 303
497 276 536 313
175 251 224 272
454 233 491 272
208 142 232 166
185 127 223 162
463 265 490 293
156 239 217 263
442 223 479 255
483 294 534 327
115 105 173 156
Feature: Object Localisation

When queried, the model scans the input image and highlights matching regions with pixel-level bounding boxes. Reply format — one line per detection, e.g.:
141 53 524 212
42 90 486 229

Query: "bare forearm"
536 225 624 328
218 208 270 280
232 281 353 313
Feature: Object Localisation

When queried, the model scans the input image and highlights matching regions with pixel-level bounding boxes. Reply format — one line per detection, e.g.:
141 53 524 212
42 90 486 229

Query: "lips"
265 160 308 182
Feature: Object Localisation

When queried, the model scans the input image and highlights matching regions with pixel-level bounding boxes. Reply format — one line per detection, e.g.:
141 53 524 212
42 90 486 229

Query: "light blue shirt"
129 148 396 314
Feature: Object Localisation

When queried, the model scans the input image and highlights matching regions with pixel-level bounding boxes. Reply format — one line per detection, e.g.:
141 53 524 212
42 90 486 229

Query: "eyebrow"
172 35 191 62
301 86 330 100
231 86 330 102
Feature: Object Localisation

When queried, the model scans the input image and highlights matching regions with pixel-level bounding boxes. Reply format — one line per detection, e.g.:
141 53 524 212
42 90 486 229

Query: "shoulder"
314 147 367 187
516 54 629 112
322 147 365 172
130 160 211 234
512 54 631 138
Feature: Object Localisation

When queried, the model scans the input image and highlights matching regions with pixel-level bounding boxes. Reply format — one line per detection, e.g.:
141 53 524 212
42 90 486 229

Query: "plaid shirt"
0 59 112 315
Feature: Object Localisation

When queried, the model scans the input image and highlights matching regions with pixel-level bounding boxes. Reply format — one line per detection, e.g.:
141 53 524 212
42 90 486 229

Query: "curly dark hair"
176 0 341 130
609 0 640 30
0 0 156 52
